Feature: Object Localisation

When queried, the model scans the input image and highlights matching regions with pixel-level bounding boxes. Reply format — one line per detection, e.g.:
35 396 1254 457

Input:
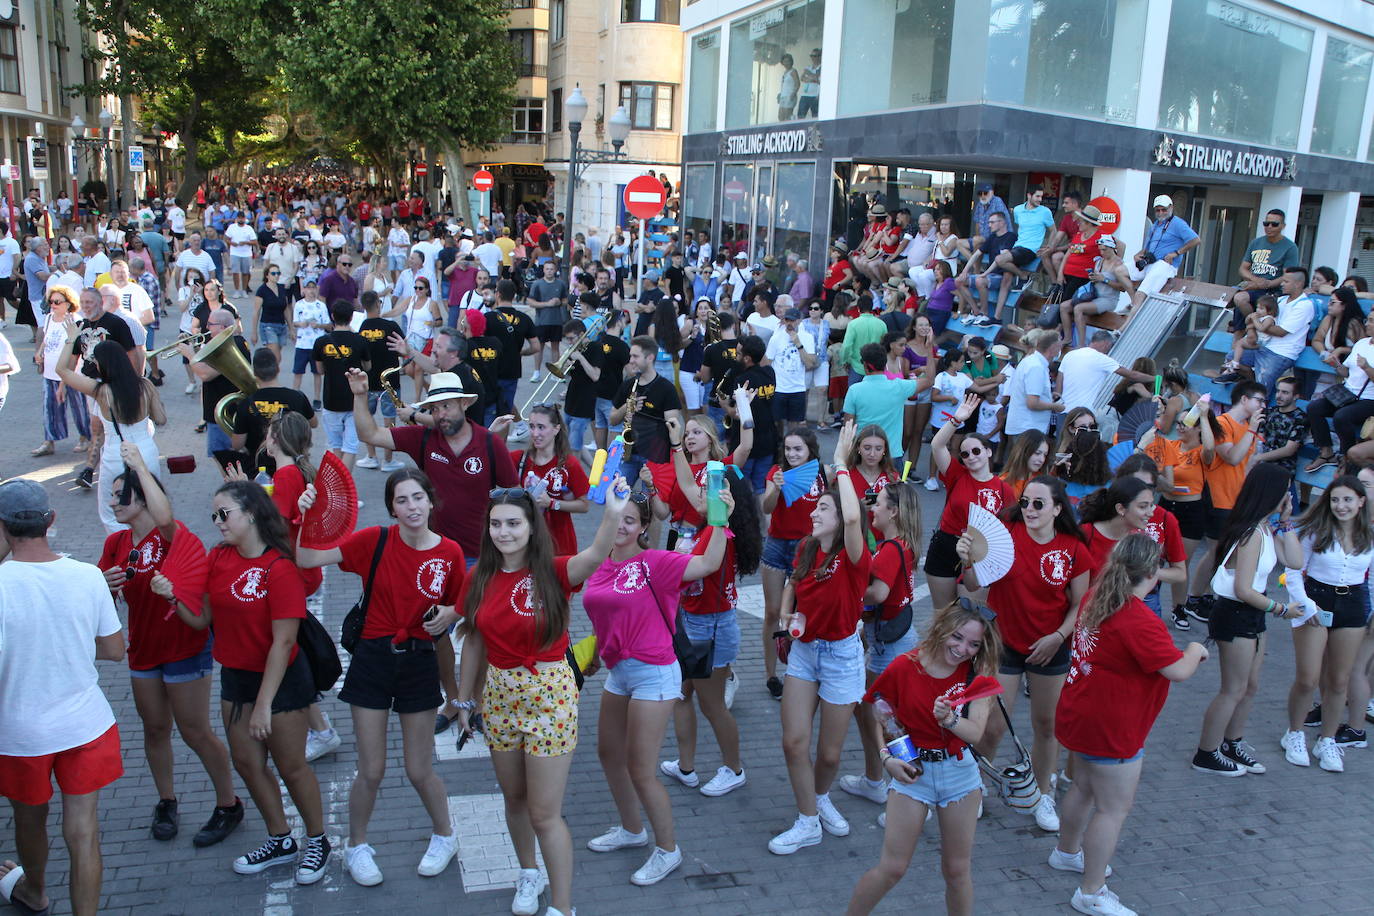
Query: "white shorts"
681 377 706 411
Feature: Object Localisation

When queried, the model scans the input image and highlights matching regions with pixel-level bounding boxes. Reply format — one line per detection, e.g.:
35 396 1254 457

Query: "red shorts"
0 725 123 805
828 376 849 400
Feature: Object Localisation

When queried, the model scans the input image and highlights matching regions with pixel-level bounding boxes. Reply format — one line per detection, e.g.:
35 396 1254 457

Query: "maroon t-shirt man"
389 423 517 557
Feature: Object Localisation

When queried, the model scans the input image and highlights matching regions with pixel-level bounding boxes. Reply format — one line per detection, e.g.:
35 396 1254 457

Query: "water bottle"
788 611 807 639
705 460 727 526
874 697 918 763
733 387 754 430
255 467 274 496
1182 393 1211 428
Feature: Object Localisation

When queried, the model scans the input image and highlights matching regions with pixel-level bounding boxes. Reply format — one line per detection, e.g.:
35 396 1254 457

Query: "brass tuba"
192 328 258 430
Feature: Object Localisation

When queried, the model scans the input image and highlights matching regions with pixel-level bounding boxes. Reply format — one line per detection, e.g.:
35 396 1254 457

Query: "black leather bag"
340 528 388 654
298 612 342 692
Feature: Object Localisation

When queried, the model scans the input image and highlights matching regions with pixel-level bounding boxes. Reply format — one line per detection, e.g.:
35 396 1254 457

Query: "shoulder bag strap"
357 527 389 624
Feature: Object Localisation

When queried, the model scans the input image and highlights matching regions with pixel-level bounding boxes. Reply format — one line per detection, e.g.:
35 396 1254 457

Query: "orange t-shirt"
1203 414 1254 510
1143 437 1205 500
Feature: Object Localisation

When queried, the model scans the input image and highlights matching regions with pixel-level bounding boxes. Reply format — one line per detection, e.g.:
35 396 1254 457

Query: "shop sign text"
1153 135 1295 182
720 126 822 157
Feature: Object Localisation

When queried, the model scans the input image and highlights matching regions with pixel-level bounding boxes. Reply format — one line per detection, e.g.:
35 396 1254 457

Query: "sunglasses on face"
957 596 997 622
1019 496 1048 511
1262 221 1280 227
210 506 237 523
268 271 280 276
959 445 984 459
1073 424 1098 433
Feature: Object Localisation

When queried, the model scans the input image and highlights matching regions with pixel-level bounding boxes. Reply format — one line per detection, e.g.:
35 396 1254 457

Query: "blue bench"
1201 331 1335 375
946 315 1002 343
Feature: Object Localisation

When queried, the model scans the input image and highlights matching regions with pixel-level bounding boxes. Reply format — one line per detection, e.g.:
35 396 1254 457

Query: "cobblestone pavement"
1 314 1372 916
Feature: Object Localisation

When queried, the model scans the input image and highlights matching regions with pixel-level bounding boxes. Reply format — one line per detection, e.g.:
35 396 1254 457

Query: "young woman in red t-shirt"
101 444 240 848
761 425 832 699
838 481 923 810
1111 454 1189 616
1053 534 1207 916
846 423 896 529
960 475 1090 834
152 480 330 884
510 405 590 556
657 413 752 542
435 482 627 916
1077 477 1159 580
769 421 871 856
295 470 465 886
844 597 1002 916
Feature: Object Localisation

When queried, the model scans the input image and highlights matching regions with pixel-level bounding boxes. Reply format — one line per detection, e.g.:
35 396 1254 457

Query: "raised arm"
832 420 865 564
565 477 631 585
293 483 345 568
682 489 734 581
349 367 396 450
931 393 978 474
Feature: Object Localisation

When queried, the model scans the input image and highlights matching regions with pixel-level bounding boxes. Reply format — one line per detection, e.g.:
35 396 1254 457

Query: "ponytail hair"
270 411 316 485
1078 476 1152 525
1078 533 1160 632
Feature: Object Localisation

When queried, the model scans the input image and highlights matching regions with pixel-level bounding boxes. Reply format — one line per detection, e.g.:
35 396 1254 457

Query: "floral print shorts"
483 661 579 757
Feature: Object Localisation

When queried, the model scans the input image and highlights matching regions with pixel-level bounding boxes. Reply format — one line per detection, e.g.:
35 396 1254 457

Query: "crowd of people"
1 176 1372 916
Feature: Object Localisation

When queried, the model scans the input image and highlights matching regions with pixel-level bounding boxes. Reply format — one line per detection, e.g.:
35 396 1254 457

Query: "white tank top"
406 299 435 340
1211 528 1276 601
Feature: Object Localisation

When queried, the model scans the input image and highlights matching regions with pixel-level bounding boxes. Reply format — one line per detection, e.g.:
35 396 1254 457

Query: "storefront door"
1202 205 1255 287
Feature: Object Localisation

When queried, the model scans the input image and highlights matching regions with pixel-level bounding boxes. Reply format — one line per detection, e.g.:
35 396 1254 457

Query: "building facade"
681 0 1374 288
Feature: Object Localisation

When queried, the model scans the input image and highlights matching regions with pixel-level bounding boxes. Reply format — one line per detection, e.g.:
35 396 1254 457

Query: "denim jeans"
1254 348 1296 392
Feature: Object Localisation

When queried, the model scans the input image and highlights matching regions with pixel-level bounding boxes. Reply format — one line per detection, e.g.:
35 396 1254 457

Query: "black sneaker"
1183 595 1213 624
1220 738 1266 774
766 676 784 701
233 834 298 875
295 834 331 885
1334 724 1368 748
194 799 244 848
151 798 178 841
312 399 323 411
1171 607 1191 631
76 467 94 489
1191 748 1246 777
1304 704 1322 728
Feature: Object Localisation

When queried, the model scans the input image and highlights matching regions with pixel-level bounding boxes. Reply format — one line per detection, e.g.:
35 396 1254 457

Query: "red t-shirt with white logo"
206 546 306 672
768 463 825 540
866 653 974 755
667 459 737 530
681 526 736 615
390 424 518 557
1142 505 1186 564
848 468 891 529
511 452 591 556
463 556 573 671
988 523 1092 655
870 538 916 621
99 522 209 670
338 525 466 643
271 463 323 596
358 200 372 222
792 543 871 641
582 549 693 669
1056 596 1183 758
937 461 1015 536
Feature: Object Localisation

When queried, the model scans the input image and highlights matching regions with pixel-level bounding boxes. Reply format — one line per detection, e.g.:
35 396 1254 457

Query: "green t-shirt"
1243 236 1300 284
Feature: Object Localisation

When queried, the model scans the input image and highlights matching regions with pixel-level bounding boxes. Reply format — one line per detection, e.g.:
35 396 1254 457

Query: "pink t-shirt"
581 549 692 669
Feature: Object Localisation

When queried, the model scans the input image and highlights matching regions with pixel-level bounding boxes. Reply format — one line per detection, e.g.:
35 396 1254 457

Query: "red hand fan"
160 523 209 620
947 675 1005 707
646 461 678 498
299 451 359 549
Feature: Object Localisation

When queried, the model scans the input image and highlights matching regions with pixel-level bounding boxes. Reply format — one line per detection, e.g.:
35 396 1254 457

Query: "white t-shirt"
473 242 503 276
388 226 411 257
83 252 112 289
746 312 781 344
0 557 122 755
224 223 258 259
1262 294 1315 361
111 280 155 325
0 235 20 279
292 298 330 350
1006 350 1052 435
1339 338 1374 399
0 332 15 398
47 269 83 294
933 370 975 417
1058 346 1120 413
167 205 186 233
764 324 817 393
39 314 70 380
175 248 216 280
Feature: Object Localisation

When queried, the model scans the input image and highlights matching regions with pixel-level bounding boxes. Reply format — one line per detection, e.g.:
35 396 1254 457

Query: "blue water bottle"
706 460 727 526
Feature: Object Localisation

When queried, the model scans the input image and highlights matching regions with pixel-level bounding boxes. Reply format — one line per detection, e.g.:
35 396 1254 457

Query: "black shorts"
1208 596 1266 642
924 529 962 579
1009 246 1038 268
1000 640 1071 677
1160 498 1206 541
535 325 563 343
0 277 15 301
337 637 443 714
1307 579 1372 630
1204 506 1229 541
1063 275 1090 299
220 651 315 715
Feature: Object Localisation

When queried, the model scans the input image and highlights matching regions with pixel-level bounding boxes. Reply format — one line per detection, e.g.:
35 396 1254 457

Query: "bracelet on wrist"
454 699 477 711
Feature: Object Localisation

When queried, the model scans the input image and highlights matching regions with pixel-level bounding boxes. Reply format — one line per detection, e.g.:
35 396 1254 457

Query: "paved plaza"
1 323 1372 916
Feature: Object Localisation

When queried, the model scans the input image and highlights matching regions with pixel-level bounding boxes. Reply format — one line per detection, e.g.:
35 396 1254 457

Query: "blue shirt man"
972 183 1012 241
842 342 918 458
1130 193 1200 301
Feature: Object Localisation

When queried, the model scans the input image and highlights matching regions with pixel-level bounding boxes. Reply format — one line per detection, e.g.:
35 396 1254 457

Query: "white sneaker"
305 728 341 762
837 774 888 805
381 459 406 472
1071 884 1137 916
184 382 198 395
1313 736 1345 773
1366 699 1374 723
1280 729 1311 767
1034 794 1060 832
814 793 850 836
724 670 738 710
659 759 700 788
511 867 546 915
923 477 940 492
630 846 682 886
877 811 886 828
1048 847 1112 877
700 766 746 797
586 825 648 852
511 420 530 441
768 814 822 855
345 843 383 886
356 456 380 469
530 370 543 383
417 832 459 876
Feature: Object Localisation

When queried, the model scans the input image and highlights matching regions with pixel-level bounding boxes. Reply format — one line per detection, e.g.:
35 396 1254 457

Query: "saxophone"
622 378 640 454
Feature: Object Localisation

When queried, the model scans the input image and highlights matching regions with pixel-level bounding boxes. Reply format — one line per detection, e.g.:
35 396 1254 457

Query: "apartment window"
509 30 546 78
508 98 545 144
551 0 565 41
551 87 563 133
0 26 19 95
619 82 674 130
621 0 679 24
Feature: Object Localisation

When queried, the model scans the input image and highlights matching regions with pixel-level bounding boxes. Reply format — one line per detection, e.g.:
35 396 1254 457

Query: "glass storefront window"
753 165 774 260
772 162 815 264
1312 37 1372 159
1158 1 1312 149
837 0 952 116
724 0 826 128
983 0 1146 124
721 163 754 262
683 164 715 240
687 31 721 133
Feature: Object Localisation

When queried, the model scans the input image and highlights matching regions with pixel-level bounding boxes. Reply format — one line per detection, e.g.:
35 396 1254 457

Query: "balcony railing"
502 131 545 145
517 63 548 78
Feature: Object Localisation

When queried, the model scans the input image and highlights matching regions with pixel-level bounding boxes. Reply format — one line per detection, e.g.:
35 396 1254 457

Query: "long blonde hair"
1078 533 1160 632
270 412 316 484
915 599 1001 678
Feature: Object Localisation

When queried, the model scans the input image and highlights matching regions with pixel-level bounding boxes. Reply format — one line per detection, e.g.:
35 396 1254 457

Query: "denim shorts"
292 347 318 375
604 658 682 701
862 618 918 675
566 414 592 452
206 422 231 457
130 640 214 684
681 608 741 669
889 751 982 808
1080 749 1144 765
785 631 865 705
762 535 803 573
741 457 771 494
594 396 623 432
323 409 359 453
259 322 289 347
388 253 408 272
367 388 398 420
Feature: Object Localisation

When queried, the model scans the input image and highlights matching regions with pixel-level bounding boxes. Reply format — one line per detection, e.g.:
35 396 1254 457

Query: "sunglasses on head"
1019 496 1048 511
125 548 139 582
959 445 984 459
489 486 532 501
957 596 997 622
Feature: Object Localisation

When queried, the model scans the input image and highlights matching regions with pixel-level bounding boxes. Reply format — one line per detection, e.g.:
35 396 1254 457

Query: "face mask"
1074 428 1098 451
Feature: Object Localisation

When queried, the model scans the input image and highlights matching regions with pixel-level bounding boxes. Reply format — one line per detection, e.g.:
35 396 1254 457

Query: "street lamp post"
562 86 631 280
150 123 162 197
69 114 83 227
98 108 114 215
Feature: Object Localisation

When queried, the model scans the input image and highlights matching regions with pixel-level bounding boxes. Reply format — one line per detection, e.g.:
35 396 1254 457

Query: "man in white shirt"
763 304 818 425
745 292 782 343
223 214 260 298
47 252 84 295
891 211 938 288
165 198 187 240
725 251 750 304
0 219 20 329
106 259 156 329
173 232 217 291
264 229 302 293
1057 330 1153 414
0 479 126 916
1005 331 1064 435
472 232 503 277
410 230 442 290
387 221 411 278
1253 265 1315 391
79 237 111 290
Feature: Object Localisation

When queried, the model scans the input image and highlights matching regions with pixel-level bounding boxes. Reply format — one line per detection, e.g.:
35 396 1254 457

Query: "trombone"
518 313 605 417
146 331 210 360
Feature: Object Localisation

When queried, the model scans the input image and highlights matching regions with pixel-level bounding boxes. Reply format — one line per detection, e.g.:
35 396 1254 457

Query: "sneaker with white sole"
345 843 383 886
295 834 331 885
1313 736 1345 772
724 670 738 709
511 420 530 441
417 832 459 877
1220 738 1265 774
1191 748 1246 776
1334 724 1367 748
923 477 940 492
1047 847 1112 876
511 868 546 915
233 833 298 874
381 459 406 472
659 759 700 788
1034 794 1060 832
837 774 888 805
305 728 341 762
700 766 746 797
768 814 822 855
530 370 543 383
1280 730 1311 767
1071 884 1136 916
814 793 850 836
586 825 649 852
630 846 683 886
878 811 886 828
1366 700 1374 724
356 456 380 469
185 382 198 395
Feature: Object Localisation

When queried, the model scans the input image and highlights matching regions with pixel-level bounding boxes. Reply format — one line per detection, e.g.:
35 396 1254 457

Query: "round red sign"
723 180 746 202
472 169 494 192
1089 195 1121 234
624 175 667 220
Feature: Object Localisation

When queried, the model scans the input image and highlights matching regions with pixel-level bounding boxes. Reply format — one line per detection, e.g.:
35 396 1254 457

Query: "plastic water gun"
588 437 626 504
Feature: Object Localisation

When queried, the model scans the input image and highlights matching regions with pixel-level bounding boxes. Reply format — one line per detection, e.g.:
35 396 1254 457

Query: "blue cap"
645 269 662 281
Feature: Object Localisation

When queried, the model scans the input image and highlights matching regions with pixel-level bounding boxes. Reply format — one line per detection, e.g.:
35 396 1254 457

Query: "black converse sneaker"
1191 748 1246 777
1304 704 1322 728
1220 738 1266 774
295 833 332 885
1183 595 1214 624
1171 606 1190 630
151 798 178 841
1334 724 1368 748
194 799 245 848
233 834 298 875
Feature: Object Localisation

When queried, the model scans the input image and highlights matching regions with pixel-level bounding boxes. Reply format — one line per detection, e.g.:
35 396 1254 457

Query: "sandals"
74 438 90 453
0 864 50 916
29 444 53 457
1304 454 1338 473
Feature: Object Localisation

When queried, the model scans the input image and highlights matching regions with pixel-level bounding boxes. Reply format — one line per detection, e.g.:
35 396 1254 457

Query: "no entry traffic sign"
473 169 494 193
624 175 667 220
723 179 746 202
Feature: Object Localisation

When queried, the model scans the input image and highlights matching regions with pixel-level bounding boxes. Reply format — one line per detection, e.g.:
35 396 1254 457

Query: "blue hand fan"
780 459 821 506
1106 440 1136 473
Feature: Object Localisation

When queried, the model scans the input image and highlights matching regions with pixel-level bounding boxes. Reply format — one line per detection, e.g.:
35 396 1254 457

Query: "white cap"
1152 194 1173 208
1097 235 1118 249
